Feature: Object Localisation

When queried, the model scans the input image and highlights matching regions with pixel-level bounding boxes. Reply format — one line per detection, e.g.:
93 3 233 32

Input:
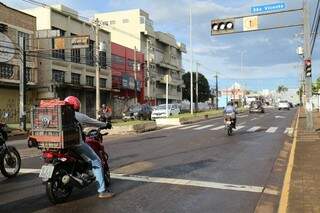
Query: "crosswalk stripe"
266 127 278 133
247 126 260 132
194 124 215 130
180 124 200 130
251 118 258 121
284 127 290 134
163 126 183 130
238 115 248 118
234 126 245 131
210 125 225 130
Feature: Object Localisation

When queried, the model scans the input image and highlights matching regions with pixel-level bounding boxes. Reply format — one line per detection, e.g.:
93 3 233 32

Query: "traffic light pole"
94 18 101 119
303 0 313 130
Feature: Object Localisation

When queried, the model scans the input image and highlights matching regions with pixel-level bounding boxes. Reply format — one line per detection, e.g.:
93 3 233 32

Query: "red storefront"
111 43 144 103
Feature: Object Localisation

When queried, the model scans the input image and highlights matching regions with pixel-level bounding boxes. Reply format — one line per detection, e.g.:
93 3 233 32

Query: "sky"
2 0 320 92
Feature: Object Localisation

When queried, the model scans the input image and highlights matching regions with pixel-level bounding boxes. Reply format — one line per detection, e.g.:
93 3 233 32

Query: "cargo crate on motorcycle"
30 100 80 149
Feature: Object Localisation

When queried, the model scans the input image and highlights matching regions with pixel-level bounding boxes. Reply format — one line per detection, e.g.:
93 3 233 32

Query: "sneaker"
98 190 115 199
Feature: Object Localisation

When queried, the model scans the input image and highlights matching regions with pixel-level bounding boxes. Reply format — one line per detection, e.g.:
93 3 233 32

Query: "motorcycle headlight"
134 112 138 116
122 113 126 117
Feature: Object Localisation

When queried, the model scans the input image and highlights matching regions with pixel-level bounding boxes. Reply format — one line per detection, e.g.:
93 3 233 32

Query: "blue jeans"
75 143 106 193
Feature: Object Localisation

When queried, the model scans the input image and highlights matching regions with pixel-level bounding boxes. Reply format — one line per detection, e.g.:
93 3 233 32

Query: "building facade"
111 42 144 117
95 9 186 105
0 3 37 123
24 5 112 117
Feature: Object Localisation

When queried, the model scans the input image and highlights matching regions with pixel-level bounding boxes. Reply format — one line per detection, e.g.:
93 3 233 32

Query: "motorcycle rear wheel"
0 146 21 178
46 165 73 204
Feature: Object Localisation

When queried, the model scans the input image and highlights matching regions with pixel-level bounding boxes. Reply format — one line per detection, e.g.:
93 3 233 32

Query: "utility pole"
166 74 169 117
134 46 138 104
303 0 313 130
215 74 219 110
146 39 151 102
189 7 193 114
19 37 26 131
195 62 199 112
94 18 101 119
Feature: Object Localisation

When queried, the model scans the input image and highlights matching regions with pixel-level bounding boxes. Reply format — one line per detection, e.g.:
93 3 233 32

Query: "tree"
182 72 210 102
312 77 320 94
277 85 288 94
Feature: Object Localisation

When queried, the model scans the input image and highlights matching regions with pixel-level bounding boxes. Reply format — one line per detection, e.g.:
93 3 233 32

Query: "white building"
95 9 186 105
24 5 112 117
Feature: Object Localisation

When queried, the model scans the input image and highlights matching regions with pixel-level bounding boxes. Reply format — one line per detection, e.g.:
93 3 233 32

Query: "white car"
278 100 290 110
151 104 180 119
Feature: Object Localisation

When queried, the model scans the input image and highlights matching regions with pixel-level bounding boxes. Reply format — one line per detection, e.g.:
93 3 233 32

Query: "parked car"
278 100 290 110
122 104 152 121
249 100 264 113
151 104 180 119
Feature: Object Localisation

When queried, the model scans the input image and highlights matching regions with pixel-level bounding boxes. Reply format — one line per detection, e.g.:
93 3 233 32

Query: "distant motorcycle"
28 123 112 204
224 113 235 136
0 113 21 178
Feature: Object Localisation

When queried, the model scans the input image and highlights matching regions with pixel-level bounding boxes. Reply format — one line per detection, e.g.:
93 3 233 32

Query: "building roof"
0 2 36 19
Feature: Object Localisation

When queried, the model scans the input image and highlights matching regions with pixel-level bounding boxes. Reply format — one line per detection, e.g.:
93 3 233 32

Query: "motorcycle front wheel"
226 126 233 136
46 165 73 204
0 146 21 178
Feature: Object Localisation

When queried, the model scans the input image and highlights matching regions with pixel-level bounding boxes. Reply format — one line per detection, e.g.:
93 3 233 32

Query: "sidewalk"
281 108 320 212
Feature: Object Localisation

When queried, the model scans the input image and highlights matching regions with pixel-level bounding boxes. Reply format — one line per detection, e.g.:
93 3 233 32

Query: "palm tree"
277 85 288 94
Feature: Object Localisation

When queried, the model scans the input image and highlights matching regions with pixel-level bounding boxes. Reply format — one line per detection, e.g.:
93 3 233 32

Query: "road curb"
277 108 300 213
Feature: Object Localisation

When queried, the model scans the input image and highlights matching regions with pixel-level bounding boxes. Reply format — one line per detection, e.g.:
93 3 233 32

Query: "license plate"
226 121 232 125
39 164 54 179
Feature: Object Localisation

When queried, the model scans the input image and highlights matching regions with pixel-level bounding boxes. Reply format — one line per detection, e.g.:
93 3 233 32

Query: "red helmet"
64 96 81 111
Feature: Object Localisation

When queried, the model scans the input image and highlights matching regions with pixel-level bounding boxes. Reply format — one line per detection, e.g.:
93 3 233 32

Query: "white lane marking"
251 118 258 121
234 126 245 131
19 168 276 194
162 125 184 130
266 127 278 133
180 124 200 130
247 126 261 132
239 122 246 125
275 115 285 119
210 125 225 130
238 115 248 118
194 124 215 130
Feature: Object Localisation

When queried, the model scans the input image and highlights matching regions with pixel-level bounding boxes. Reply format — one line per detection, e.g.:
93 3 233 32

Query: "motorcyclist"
64 96 114 199
224 101 237 128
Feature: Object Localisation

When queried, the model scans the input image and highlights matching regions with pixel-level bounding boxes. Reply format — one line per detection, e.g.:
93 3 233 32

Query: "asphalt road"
0 108 296 213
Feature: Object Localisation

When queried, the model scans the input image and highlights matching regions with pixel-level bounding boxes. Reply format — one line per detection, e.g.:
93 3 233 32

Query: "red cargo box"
31 104 80 149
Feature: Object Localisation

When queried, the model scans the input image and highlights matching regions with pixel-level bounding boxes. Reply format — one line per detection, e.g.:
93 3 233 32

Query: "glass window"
86 40 94 66
51 27 65 60
52 70 65 83
100 78 107 88
86 76 94 86
99 51 107 69
71 73 81 85
71 48 81 63
0 63 14 79
127 59 134 69
18 31 30 50
111 54 125 65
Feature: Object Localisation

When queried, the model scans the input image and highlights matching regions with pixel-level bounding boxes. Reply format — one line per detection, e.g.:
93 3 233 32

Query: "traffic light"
211 19 234 35
304 59 312 77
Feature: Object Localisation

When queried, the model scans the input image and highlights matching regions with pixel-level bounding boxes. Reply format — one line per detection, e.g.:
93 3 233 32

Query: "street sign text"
251 3 286 13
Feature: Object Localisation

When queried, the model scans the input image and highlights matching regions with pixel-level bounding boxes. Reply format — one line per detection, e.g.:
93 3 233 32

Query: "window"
71 73 81 85
86 40 94 66
26 67 32 82
122 19 129 23
100 78 107 88
71 49 81 63
52 70 65 83
99 51 107 69
0 63 14 79
18 31 30 50
86 76 94 86
110 20 116 25
51 27 65 60
127 59 134 69
111 54 125 65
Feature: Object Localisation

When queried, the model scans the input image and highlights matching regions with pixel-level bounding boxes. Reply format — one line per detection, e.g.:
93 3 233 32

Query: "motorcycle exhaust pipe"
65 175 85 188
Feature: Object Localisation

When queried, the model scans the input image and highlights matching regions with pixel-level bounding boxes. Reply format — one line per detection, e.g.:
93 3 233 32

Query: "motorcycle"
28 123 112 204
0 113 21 178
224 113 235 136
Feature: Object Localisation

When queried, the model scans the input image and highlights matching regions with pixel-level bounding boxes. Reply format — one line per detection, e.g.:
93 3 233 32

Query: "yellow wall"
0 88 37 123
